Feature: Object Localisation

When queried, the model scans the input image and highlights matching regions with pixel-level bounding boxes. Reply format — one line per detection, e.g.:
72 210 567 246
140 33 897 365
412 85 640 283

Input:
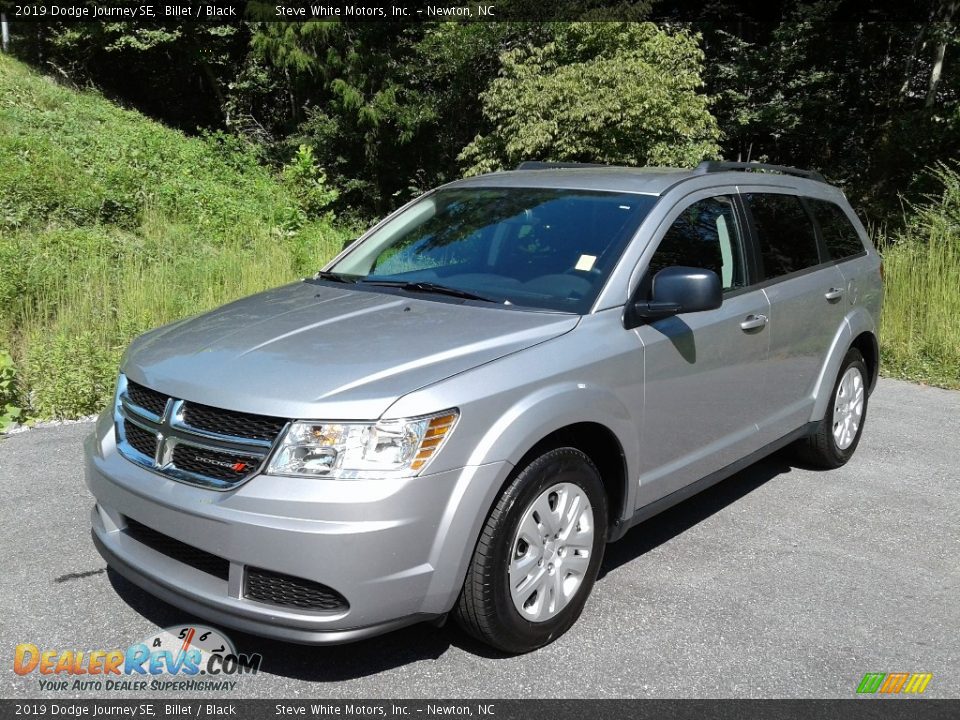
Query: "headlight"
266 409 459 479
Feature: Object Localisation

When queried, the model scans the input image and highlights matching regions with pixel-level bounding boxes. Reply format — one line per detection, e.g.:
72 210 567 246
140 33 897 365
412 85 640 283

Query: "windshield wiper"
313 270 358 284
360 280 500 303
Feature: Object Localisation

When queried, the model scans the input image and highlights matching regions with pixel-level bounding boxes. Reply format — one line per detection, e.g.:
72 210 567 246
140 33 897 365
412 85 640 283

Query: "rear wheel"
795 347 869 468
454 447 607 653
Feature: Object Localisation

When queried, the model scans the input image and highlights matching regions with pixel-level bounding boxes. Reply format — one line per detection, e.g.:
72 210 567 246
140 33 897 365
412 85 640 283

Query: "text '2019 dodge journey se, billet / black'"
85 161 882 653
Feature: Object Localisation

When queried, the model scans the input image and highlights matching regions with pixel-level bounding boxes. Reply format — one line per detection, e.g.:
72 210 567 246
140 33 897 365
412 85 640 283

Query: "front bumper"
84 411 510 644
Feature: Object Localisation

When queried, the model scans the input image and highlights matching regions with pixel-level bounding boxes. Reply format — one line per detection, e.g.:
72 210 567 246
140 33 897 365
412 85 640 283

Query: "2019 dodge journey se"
85 161 882 653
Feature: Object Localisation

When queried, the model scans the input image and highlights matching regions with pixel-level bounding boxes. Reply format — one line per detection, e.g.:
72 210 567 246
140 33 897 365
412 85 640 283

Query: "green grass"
878 164 960 390
0 55 351 422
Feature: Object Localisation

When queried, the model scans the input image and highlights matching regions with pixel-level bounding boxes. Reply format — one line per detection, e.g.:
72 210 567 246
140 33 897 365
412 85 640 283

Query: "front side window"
330 188 657 313
647 196 746 292
809 199 865 261
745 193 821 279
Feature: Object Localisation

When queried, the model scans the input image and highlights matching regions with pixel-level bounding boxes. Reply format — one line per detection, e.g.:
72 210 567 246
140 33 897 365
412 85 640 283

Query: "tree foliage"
699 3 960 222
460 23 721 174
8 8 960 226
11 21 245 129
235 22 539 212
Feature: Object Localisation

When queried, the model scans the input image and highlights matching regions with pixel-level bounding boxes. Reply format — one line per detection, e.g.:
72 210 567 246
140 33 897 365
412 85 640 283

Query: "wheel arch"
850 330 880 394
511 422 629 541
421 387 638 616
460 383 639 531
810 307 879 422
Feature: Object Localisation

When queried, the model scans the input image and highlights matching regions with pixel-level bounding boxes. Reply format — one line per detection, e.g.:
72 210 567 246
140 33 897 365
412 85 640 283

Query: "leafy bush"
21 333 118 420
0 350 21 431
282 144 340 217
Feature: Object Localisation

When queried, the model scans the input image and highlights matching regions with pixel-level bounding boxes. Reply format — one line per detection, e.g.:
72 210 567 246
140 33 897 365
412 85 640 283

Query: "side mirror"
625 266 722 328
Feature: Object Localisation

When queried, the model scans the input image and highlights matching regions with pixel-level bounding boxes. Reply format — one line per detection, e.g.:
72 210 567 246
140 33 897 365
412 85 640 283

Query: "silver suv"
85 161 882 653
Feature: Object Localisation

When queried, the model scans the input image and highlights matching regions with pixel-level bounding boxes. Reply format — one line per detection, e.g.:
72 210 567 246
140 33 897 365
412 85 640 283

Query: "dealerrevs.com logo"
14 625 262 692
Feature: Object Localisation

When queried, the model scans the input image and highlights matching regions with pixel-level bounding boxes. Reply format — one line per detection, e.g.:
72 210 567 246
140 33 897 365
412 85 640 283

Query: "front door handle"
824 287 844 301
740 314 768 331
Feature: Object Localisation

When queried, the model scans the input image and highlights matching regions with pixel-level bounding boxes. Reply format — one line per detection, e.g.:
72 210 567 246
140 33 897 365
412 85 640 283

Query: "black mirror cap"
652 265 722 312
624 266 722 328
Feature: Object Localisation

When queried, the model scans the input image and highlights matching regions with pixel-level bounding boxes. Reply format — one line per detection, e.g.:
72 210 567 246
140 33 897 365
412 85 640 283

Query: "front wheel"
454 447 608 653
795 347 869 468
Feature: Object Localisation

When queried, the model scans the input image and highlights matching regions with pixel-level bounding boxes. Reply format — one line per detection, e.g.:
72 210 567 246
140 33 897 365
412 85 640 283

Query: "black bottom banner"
2 699 959 720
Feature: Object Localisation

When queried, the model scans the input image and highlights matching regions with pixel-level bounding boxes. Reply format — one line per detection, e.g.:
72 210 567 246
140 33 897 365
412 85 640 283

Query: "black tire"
795 347 869 469
454 447 608 654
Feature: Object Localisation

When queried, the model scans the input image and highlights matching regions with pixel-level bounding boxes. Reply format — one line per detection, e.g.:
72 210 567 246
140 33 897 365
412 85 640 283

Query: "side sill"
608 422 817 542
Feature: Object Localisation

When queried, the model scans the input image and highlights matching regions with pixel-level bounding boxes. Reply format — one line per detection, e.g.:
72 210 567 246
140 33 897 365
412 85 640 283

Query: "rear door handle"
824 287 844 301
740 314 768 331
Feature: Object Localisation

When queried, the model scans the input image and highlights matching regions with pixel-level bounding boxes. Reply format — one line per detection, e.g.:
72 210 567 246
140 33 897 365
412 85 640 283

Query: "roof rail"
515 161 611 170
694 161 826 183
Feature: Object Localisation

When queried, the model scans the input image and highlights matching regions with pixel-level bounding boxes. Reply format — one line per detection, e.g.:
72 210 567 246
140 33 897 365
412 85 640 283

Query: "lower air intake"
244 567 348 613
123 517 230 581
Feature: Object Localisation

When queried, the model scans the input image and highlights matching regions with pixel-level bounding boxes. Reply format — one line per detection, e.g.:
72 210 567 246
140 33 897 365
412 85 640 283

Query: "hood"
123 281 579 420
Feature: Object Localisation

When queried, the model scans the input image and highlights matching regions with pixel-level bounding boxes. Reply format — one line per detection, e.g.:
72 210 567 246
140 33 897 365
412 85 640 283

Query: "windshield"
328 187 657 313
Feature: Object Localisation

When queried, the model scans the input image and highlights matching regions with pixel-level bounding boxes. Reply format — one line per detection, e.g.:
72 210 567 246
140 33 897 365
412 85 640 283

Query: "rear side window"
809 199 865 260
745 193 821 279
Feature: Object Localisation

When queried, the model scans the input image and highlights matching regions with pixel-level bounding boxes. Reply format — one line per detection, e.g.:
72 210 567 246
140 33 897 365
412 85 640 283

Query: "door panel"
741 192 847 439
761 265 847 437
633 289 771 508
629 193 771 509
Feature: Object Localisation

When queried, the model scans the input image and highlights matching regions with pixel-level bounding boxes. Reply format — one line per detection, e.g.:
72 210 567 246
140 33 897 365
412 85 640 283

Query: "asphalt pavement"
1 378 958 699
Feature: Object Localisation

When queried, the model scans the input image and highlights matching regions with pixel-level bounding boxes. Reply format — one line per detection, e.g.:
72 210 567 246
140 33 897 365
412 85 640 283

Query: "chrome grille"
114 374 287 490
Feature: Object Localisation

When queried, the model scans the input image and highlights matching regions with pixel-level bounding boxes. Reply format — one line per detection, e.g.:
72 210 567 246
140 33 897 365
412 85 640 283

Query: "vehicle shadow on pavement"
599 452 795 578
107 452 798 678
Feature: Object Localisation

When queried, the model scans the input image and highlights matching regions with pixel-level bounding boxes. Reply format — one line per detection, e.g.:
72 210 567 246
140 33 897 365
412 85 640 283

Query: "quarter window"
809 199 865 260
745 194 821 279
648 196 745 292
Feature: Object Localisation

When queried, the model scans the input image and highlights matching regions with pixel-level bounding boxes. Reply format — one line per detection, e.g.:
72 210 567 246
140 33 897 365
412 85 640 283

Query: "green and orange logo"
857 672 932 695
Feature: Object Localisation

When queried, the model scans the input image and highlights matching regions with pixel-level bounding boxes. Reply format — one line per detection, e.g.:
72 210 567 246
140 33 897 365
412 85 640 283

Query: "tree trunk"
926 1 958 107
899 24 927 98
925 40 947 107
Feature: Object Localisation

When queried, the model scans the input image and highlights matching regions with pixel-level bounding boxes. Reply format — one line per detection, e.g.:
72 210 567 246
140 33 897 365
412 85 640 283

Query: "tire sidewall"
486 448 608 652
827 349 869 464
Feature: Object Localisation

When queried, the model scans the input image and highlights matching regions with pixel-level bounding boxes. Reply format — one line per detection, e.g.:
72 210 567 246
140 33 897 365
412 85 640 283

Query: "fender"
463 381 639 502
416 383 640 616
809 306 877 422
